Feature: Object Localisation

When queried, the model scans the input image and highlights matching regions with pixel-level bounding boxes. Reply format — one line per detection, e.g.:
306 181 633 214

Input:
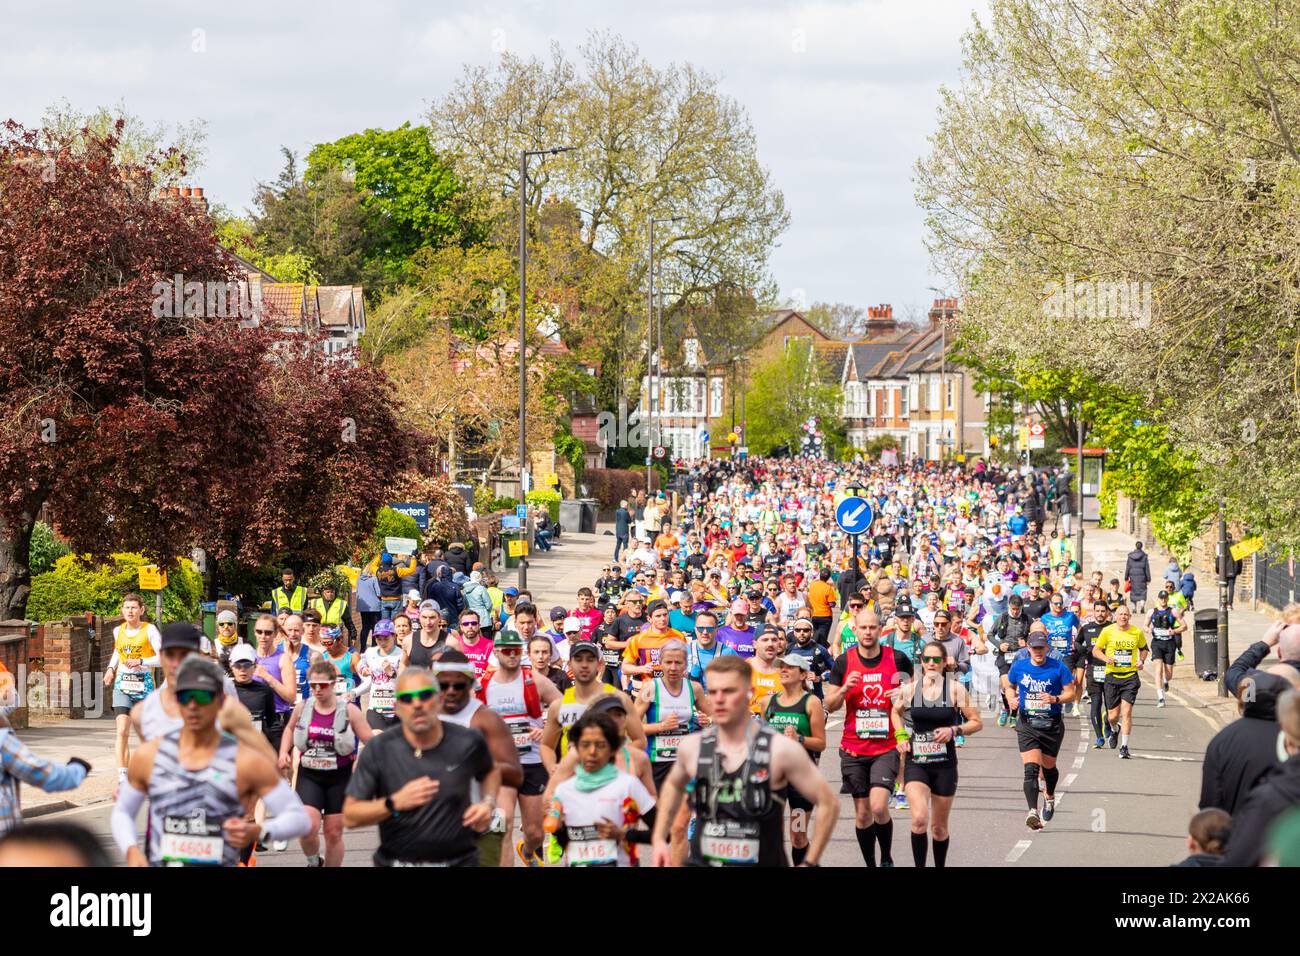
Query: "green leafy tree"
744 342 843 457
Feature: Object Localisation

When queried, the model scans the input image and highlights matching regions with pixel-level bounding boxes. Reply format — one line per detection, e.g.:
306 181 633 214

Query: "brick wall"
0 620 29 730
26 617 98 719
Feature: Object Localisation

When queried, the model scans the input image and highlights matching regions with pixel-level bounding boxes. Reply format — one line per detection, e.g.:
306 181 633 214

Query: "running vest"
311 597 348 626
322 650 358 695
687 725 786 867
293 701 357 769
839 646 901 757
557 683 619 757
908 675 957 765
439 697 482 728
647 678 697 762
481 671 543 764
255 647 293 715
764 691 816 761
1150 608 1177 641
460 637 495 678
406 635 441 670
113 622 157 700
147 730 242 867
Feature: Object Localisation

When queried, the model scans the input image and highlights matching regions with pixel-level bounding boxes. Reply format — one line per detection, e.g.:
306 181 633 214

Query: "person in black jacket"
444 541 473 576
1124 541 1151 613
1220 688 1300 866
1172 808 1231 867
423 564 465 623
1224 619 1300 697
1200 669 1296 815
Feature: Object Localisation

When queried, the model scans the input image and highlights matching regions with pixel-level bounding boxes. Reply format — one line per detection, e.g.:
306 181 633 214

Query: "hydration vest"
292 701 357 756
475 668 542 718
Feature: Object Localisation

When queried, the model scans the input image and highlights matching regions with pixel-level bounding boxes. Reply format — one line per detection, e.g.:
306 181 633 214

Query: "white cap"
562 616 583 634
669 591 685 604
216 609 238 625
228 644 256 665
406 589 421 602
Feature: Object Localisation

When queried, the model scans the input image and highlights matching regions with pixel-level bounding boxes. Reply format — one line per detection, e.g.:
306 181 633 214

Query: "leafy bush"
1098 470 1118 529
28 521 71 576
386 472 473 548
582 468 655 508
525 489 561 522
27 553 203 624
372 507 423 554
490 495 519 513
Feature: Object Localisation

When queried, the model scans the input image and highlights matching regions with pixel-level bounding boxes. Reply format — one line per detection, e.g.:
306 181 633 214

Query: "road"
47 666 1213 867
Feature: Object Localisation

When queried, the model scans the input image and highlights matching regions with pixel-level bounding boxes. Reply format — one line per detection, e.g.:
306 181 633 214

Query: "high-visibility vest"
311 597 348 626
272 585 307 614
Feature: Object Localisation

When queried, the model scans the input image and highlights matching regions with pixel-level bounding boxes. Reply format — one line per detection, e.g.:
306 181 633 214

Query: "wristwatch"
384 796 399 818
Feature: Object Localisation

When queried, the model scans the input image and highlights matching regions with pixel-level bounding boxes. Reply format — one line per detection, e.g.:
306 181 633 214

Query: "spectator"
1124 541 1151 613
1220 688 1300 866
423 564 465 623
1055 469 1074 537
460 571 496 638
614 499 631 562
1200 669 1299 815
1 710 91 837
535 507 554 552
444 539 473 576
1179 568 1198 608
0 821 112 867
1172 809 1232 867
1162 556 1182 590
1224 618 1300 697
355 566 381 653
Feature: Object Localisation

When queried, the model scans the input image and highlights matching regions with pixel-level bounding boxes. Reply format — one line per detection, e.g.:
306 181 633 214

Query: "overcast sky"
1 0 986 318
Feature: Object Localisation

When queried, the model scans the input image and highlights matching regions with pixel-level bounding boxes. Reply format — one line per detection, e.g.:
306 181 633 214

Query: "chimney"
864 303 897 340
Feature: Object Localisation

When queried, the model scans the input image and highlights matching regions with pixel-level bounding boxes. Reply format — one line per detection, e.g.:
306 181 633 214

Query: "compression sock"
791 844 808 867
1042 765 1060 798
933 837 950 868
876 819 894 865
1023 763 1041 809
1121 734 1130 747
911 831 928 867
855 825 877 867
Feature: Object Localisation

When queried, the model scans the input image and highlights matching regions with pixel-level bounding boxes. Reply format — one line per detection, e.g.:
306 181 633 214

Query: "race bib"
119 673 147 697
565 827 618 866
911 731 947 764
1113 649 1133 667
370 688 395 713
507 718 533 752
1153 628 1170 639
160 817 223 866
602 650 621 666
251 718 263 733
1024 692 1050 714
334 678 349 697
301 749 338 771
854 708 890 740
654 733 683 761
1091 665 1108 683
700 820 761 865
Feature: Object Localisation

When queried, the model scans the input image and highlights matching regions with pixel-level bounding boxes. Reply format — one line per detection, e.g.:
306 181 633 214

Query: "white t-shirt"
553 770 656 867
360 645 402 713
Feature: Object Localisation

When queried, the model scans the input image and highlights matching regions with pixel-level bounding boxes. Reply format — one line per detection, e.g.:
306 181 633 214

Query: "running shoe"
272 840 289 852
1107 728 1119 749
1119 745 1131 759
1009 715 1017 728
1093 736 1105 749
1177 650 1185 661
893 790 909 810
1025 809 1043 831
1081 690 1090 703
1042 798 1055 822
1156 698 1166 708
997 711 1008 728
517 839 544 867
306 855 323 867
1069 703 1081 718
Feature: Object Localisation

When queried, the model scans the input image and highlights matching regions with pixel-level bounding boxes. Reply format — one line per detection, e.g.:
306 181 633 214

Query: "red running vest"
839 646 901 758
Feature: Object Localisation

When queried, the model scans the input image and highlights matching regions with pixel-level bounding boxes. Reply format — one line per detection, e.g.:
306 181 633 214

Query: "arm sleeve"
140 625 162 668
258 780 313 841
349 673 372 699
0 731 89 792
111 784 147 857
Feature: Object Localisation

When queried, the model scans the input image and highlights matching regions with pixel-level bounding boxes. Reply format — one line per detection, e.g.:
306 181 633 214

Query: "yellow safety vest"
311 597 347 626
272 585 307 613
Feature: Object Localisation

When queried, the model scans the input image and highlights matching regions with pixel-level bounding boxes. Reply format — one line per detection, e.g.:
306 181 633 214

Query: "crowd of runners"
9 454 1297 867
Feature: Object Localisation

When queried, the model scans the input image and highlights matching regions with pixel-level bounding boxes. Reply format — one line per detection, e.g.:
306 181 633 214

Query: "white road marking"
1072 756 1085 768
1129 753 1198 762
1077 741 1088 753
1165 686 1225 733
1063 773 1077 788
1006 840 1032 863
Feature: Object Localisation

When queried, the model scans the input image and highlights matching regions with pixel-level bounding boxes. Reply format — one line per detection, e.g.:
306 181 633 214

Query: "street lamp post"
518 145 572 590
646 215 682 495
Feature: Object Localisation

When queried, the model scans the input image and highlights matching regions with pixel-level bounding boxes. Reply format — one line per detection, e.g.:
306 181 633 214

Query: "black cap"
160 622 203 652
894 597 915 617
646 599 668 615
932 609 951 622
1026 632 1049 648
568 640 601 658
588 694 627 717
745 589 762 600
174 655 225 695
550 606 568 622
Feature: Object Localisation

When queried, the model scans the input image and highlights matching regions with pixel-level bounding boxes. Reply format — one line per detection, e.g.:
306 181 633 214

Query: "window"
946 376 955 410
710 377 724 418
909 381 919 412
928 377 939 411
663 377 706 417
868 388 877 419
685 338 700 367
900 387 908 417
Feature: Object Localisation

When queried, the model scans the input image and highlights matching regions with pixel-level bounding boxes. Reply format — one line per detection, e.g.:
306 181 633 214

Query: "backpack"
476 668 543 719
293 700 356 757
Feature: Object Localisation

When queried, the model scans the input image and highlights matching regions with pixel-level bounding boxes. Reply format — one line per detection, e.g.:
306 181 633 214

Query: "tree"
744 342 843 457
805 301 868 340
916 0 1300 551
0 120 417 618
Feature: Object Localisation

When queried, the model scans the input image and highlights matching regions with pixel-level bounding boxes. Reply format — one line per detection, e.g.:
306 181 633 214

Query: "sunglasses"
309 681 334 690
218 621 236 627
696 625 717 632
231 660 254 668
461 620 480 627
396 687 437 704
439 681 471 692
177 689 216 707
254 628 275 636
497 647 522 655
922 655 944 663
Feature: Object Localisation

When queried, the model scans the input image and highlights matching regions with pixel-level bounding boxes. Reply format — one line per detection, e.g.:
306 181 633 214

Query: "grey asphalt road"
49 667 1215 867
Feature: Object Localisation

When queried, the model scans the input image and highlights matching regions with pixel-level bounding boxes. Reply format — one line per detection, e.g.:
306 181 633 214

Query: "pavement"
11 520 1272 865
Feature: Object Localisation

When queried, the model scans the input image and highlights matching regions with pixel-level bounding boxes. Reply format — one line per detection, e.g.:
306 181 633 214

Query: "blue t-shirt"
1039 611 1079 660
1007 655 1075 717
669 609 696 633
687 639 735 688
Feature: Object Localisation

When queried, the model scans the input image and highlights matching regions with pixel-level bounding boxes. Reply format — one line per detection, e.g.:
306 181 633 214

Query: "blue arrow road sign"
835 496 874 535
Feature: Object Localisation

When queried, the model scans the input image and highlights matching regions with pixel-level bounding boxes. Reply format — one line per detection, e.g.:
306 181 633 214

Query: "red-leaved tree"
0 120 415 618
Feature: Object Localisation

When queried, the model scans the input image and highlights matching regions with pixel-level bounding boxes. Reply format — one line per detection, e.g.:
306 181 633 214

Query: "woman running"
764 653 826 866
278 660 373 866
893 641 983 867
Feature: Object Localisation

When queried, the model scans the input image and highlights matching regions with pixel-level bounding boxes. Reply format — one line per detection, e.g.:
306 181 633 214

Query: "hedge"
581 468 657 508
525 489 561 523
27 552 204 624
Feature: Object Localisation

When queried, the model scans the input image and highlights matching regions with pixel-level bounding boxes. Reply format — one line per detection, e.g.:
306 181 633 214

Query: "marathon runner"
103 593 162 792
715 598 757 659
112 656 311 867
1003 631 1076 829
1094 603 1149 758
652 656 839 867
279 659 374 866
824 608 914 866
893 641 982 866
1074 599 1114 748
748 626 785 716
1146 590 1183 708
358 618 404 731
763 653 826 866
989 594 1031 727
343 668 500 866
621 599 686 695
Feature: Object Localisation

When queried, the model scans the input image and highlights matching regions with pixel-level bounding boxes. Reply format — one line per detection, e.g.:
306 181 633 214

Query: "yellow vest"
311 597 347 625
272 585 307 613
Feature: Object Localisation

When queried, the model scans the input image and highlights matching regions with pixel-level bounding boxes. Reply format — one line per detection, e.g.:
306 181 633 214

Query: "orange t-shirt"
808 579 837 617
655 533 679 560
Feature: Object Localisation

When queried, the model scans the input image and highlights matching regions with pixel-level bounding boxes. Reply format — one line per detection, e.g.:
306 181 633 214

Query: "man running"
1003 631 1076 829
989 594 1031 727
343 668 499 866
652 656 839 867
715 598 757 659
1075 600 1114 748
824 608 914 867
542 640 645 771
112 656 311 866
748 626 785 716
621 599 686 695
103 593 162 793
478 630 562 866
1094 603 1148 758
764 653 827 865
1146 590 1183 708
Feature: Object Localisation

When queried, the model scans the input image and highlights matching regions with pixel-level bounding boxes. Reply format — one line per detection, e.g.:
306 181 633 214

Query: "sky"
0 0 988 317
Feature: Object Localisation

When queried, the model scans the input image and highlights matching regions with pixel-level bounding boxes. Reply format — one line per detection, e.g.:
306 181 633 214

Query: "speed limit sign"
652 445 667 460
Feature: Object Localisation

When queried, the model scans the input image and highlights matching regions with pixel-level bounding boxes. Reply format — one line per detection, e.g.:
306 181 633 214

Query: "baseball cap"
503 587 519 597
562 616 583 634
588 694 628 717
894 597 915 617
419 599 440 613
778 653 811 670
568 640 601 658
228 644 256 665
1026 632 1049 648
669 590 685 604
646 599 668 615
495 630 524 648
932 609 951 623
216 610 237 625
550 606 568 622
373 619 395 638
174 655 225 695
406 589 421 602
160 622 203 652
